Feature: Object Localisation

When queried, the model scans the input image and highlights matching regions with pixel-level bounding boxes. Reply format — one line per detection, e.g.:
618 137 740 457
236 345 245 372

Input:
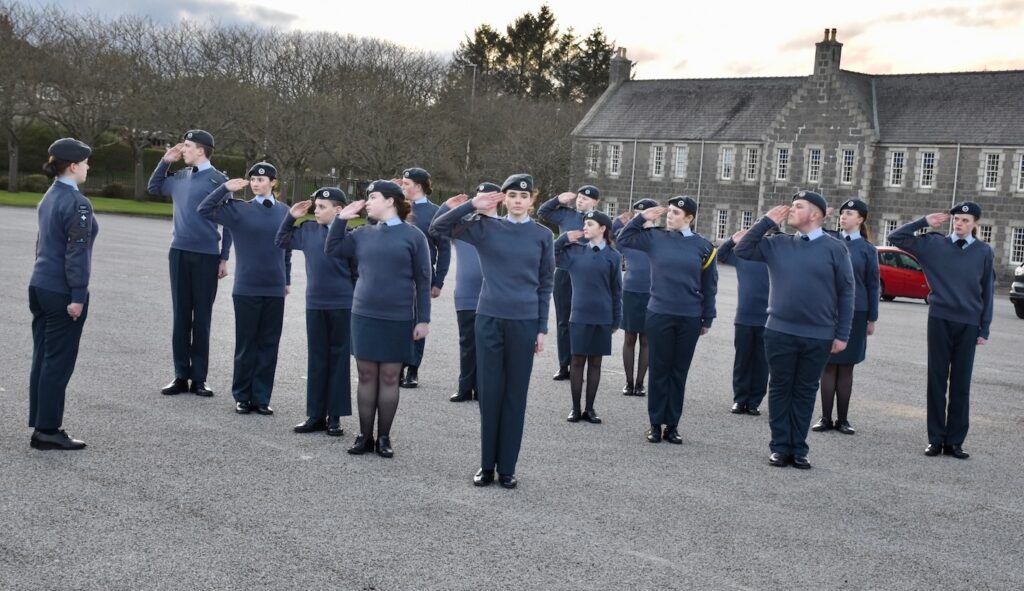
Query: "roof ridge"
842 68 1024 78
629 75 805 83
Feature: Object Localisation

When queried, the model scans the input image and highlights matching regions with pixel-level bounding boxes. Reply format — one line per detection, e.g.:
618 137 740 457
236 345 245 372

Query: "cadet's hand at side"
67 303 83 321
535 333 545 354
217 259 228 279
831 339 847 354
413 323 429 340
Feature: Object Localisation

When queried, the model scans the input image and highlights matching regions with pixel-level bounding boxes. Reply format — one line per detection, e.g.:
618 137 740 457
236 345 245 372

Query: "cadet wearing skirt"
612 198 658 397
617 196 718 445
430 174 554 489
554 210 622 424
325 180 431 458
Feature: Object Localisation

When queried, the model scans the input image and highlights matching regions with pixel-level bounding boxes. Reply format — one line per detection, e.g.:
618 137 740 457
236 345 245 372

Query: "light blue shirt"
195 161 213 173
842 230 862 241
797 227 825 241
679 228 694 237
949 233 976 246
379 217 402 227
56 177 78 190
253 195 276 206
505 215 533 224
589 240 607 250
413 197 429 205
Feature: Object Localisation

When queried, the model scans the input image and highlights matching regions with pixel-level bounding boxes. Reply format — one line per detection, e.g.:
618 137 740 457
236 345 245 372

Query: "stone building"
570 29 1024 280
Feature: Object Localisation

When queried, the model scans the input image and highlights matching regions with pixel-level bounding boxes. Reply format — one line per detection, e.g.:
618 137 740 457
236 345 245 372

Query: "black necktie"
845 235 851 241
955 238 967 249
262 199 273 208
592 246 600 252
191 166 199 174
801 236 810 242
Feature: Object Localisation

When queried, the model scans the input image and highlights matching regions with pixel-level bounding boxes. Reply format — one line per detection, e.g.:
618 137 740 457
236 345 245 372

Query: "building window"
673 145 688 179
651 145 665 177
715 209 729 241
741 211 753 230
586 143 600 175
745 147 759 181
978 225 993 243
1012 227 1024 264
840 149 855 185
920 151 936 188
883 219 899 246
835 217 843 232
984 153 1002 190
889 151 905 186
608 144 622 176
1018 154 1024 192
720 147 735 180
776 147 789 181
807 148 822 183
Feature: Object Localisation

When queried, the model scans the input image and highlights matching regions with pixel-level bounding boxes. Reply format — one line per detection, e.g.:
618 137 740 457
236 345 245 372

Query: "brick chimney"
813 28 842 76
609 47 632 86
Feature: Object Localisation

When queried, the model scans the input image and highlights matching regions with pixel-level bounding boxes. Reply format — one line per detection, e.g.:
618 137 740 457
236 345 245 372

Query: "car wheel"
880 281 895 301
1015 301 1024 319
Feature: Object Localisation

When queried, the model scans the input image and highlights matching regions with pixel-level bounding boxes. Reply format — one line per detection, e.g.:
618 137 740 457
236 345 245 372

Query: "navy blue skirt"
621 290 650 334
569 322 613 356
351 313 415 364
829 310 868 365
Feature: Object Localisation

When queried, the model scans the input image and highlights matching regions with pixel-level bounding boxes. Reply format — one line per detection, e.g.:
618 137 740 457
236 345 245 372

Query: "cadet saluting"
888 202 994 459
612 199 658 397
148 130 232 398
27 139 98 450
430 174 554 489
617 196 718 445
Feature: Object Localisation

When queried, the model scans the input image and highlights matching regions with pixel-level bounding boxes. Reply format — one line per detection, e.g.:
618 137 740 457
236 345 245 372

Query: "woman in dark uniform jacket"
813 199 880 435
617 196 718 445
325 180 432 458
430 174 554 489
612 199 658 397
554 210 622 424
28 138 98 450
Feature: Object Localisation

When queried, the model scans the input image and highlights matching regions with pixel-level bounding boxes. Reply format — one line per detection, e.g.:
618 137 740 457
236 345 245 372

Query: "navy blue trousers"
476 315 535 475
168 248 220 382
232 295 285 406
926 316 978 446
456 309 477 395
305 308 352 418
553 269 572 368
764 329 832 456
28 287 88 430
733 324 769 408
645 312 702 428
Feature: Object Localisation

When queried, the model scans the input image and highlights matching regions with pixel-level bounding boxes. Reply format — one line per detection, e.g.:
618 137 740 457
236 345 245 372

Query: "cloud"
24 0 300 29
624 46 661 63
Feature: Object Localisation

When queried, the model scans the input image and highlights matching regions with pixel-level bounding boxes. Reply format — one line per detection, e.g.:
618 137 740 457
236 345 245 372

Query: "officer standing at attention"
430 182 501 402
27 139 98 450
612 199 658 397
617 196 718 445
717 228 770 416
430 175 554 489
276 188 357 436
734 191 855 469
398 167 451 389
888 202 994 459
148 130 232 398
538 185 600 381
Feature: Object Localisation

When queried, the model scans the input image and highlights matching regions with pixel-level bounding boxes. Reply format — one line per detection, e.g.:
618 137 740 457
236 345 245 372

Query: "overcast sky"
27 0 1024 78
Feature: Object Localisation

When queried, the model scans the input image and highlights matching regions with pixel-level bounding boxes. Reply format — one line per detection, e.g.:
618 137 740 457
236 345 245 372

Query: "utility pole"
463 63 478 191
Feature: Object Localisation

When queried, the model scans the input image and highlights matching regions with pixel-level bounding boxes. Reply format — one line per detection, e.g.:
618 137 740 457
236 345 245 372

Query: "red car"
877 247 930 302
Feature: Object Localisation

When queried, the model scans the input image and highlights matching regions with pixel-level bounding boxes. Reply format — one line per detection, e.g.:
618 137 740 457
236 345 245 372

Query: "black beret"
632 198 659 211
311 187 347 204
501 174 534 193
668 195 698 216
793 190 828 216
366 179 404 201
577 185 600 200
47 138 91 163
582 210 613 229
950 201 982 219
402 167 431 184
183 129 215 148
475 182 501 194
247 161 277 179
839 198 868 215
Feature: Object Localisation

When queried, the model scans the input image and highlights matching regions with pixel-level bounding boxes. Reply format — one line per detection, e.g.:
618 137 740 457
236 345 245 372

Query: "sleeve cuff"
71 288 87 303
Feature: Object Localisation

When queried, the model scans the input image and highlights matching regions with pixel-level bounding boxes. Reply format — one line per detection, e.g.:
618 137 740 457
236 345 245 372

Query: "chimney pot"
830 28 837 41
823 28 829 41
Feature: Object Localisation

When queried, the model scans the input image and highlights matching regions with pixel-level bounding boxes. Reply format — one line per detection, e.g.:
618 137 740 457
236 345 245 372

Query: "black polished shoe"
663 427 682 444
746 406 761 416
375 435 394 458
161 378 189 395
235 401 252 414
811 417 834 432
399 366 419 388
190 381 214 397
347 433 375 455
449 390 474 402
646 425 662 443
943 444 970 459
791 456 812 470
768 452 791 467
566 408 581 423
473 468 495 487
633 384 646 397
835 420 856 435
582 409 602 424
622 384 634 396
326 417 343 437
498 474 518 489
924 443 943 456
552 367 570 381
252 405 274 416
294 417 326 433
731 402 748 414
30 429 86 450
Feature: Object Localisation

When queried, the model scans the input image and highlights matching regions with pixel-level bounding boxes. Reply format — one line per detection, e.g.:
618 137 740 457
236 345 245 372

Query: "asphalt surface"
1 205 1022 590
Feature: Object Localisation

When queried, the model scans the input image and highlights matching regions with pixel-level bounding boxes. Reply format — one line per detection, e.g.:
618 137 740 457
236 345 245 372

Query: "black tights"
570 355 603 411
622 332 648 388
355 360 402 437
820 363 855 422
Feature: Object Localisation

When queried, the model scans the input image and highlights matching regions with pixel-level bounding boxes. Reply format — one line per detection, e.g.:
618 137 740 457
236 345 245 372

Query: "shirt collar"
253 195 275 206
379 216 402 227
413 197 429 205
194 161 213 172
505 215 532 224
949 233 976 246
589 240 607 250
56 177 78 189
679 228 694 237
842 230 862 241
798 227 825 241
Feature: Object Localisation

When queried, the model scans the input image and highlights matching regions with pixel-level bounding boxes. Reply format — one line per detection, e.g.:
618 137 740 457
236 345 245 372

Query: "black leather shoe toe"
294 417 326 433
646 425 662 443
347 434 374 455
663 427 682 444
811 417 833 432
235 401 252 414
253 405 274 416
731 402 748 414
161 378 189 396
622 384 634 396
498 474 517 489
768 452 790 467
582 409 602 424
835 420 856 435
924 443 942 456
449 391 473 402
746 406 761 416
791 456 812 469
375 435 394 458
552 368 570 381
191 381 214 397
566 409 581 423
633 385 646 397
944 445 970 459
326 417 343 437
30 430 86 451
473 468 495 486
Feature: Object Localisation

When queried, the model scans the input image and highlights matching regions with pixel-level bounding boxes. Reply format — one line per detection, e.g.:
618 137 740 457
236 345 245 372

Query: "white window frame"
1012 227 1024 264
650 144 666 178
585 143 600 175
888 150 906 187
720 146 735 181
882 218 899 247
982 151 1003 191
672 144 688 179
715 209 729 241
607 143 622 177
776 147 790 181
919 150 937 189
806 147 822 184
744 147 760 182
1016 152 1024 193
741 211 753 230
839 147 855 185
978 224 993 243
